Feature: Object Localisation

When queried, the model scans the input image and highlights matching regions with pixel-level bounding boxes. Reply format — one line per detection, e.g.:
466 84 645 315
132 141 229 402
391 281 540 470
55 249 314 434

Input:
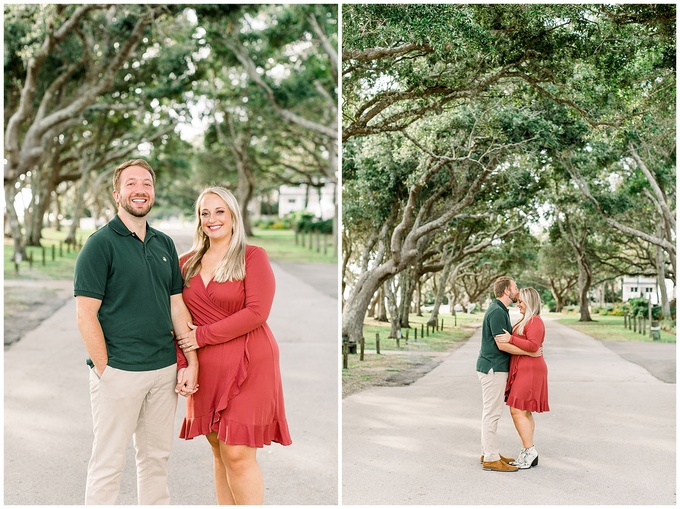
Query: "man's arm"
76 296 108 376
170 294 199 395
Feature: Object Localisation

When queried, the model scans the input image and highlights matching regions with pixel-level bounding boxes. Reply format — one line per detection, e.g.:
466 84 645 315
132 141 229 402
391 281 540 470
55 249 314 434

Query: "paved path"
342 315 676 505
4 256 338 504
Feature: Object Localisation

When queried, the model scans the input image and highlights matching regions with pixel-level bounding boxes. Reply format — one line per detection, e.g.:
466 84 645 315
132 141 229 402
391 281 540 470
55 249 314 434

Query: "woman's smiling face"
200 192 233 243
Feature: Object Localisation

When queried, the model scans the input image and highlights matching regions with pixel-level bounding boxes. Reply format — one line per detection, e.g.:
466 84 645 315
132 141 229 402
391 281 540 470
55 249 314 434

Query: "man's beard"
121 196 154 217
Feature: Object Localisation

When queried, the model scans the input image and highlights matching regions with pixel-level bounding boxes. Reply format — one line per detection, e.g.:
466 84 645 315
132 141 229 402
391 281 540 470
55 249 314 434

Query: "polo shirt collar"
495 298 509 312
109 214 155 240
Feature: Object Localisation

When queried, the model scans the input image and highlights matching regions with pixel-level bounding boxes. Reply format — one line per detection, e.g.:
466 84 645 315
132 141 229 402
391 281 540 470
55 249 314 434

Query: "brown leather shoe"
480 454 515 464
482 459 518 472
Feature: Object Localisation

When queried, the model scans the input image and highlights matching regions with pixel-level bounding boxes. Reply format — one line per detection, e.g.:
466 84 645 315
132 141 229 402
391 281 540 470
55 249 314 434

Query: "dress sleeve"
510 317 545 352
196 246 275 347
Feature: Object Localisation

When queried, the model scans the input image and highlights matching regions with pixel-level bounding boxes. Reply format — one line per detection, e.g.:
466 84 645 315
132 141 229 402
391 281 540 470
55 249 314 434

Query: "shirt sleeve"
196 246 275 347
488 307 510 338
510 317 545 352
73 234 108 300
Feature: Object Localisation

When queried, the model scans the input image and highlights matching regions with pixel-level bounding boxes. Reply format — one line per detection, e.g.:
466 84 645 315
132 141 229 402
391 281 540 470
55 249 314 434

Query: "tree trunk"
576 253 593 321
376 286 388 322
398 271 413 328
4 183 27 259
384 281 400 339
656 220 671 317
341 263 395 345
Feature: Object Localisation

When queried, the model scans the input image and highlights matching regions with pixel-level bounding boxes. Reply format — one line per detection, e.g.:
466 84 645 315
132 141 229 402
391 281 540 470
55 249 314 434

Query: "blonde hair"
181 187 247 286
514 287 541 336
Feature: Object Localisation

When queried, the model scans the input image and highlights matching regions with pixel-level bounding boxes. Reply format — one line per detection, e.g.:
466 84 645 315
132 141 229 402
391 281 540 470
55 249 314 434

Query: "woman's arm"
496 340 542 357
188 247 275 347
508 318 545 352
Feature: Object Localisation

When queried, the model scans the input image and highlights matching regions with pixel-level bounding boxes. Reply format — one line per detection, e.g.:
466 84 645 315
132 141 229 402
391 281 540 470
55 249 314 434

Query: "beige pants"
85 364 177 505
477 369 508 462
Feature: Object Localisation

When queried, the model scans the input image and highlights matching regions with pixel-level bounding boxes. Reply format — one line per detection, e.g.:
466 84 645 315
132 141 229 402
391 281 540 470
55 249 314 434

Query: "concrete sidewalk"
4 260 338 505
342 316 676 505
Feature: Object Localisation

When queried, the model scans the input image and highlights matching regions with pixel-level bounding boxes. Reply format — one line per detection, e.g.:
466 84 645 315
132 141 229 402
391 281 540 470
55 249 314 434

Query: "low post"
651 320 661 341
414 327 418 340
376 333 381 355
405 328 409 340
396 334 400 348
42 247 46 266
59 242 63 257
421 324 424 338
14 252 22 273
641 316 646 336
51 244 56 261
342 342 348 369
624 313 628 329
633 315 637 333
360 337 365 361
441 318 444 330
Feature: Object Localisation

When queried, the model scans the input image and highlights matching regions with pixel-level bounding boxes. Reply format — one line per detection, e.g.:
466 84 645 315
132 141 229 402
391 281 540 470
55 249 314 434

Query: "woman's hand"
176 322 199 352
494 329 512 344
175 365 199 397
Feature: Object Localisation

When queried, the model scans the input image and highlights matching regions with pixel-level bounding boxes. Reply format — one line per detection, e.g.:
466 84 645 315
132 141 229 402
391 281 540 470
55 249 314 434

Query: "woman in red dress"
494 287 549 470
175 186 292 504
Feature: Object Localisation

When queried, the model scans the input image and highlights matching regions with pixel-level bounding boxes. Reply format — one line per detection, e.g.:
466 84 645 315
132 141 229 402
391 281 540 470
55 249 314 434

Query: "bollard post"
405 328 409 340
360 337 365 361
28 251 33 268
641 316 646 336
421 324 424 338
414 327 418 340
376 333 381 355
441 318 444 330
42 247 46 266
342 342 348 369
52 244 56 261
624 313 628 329
59 241 63 257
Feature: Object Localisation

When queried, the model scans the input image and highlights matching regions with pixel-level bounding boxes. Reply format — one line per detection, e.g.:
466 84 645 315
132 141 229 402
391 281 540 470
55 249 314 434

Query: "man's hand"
175 364 199 397
528 347 543 358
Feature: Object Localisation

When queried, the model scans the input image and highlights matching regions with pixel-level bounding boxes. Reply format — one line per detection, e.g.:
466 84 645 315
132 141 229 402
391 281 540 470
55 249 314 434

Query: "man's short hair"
494 276 514 298
112 159 156 192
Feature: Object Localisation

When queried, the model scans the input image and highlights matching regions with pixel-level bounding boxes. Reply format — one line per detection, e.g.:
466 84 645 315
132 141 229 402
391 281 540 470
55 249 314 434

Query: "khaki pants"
85 364 177 505
477 369 508 462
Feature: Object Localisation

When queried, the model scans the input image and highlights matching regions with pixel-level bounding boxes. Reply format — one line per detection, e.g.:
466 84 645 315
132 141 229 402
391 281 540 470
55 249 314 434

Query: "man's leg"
477 369 508 462
85 367 149 504
133 364 178 505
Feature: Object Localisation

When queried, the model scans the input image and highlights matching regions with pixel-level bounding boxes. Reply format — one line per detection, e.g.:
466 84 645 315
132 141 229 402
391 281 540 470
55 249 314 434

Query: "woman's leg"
219 443 264 505
510 406 534 448
206 433 236 505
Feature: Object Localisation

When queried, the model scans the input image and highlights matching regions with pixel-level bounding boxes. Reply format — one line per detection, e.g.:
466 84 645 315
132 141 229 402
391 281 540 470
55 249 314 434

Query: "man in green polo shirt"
75 159 198 504
476 276 533 472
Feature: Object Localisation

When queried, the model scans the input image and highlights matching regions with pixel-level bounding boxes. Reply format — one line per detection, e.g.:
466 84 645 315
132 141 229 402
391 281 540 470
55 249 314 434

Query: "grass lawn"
342 311 482 397
5 227 336 281
556 313 676 343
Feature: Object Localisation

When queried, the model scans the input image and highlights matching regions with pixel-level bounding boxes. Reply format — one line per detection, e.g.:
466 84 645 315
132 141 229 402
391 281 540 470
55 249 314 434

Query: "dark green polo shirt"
74 215 183 371
476 298 512 374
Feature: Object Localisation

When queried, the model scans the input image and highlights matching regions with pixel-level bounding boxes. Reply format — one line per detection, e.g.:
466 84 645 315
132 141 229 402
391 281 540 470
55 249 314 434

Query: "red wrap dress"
505 316 550 413
179 245 292 448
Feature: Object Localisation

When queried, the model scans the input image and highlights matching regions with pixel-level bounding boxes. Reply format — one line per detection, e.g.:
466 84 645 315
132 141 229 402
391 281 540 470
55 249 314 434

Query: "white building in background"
621 276 675 305
277 182 335 219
